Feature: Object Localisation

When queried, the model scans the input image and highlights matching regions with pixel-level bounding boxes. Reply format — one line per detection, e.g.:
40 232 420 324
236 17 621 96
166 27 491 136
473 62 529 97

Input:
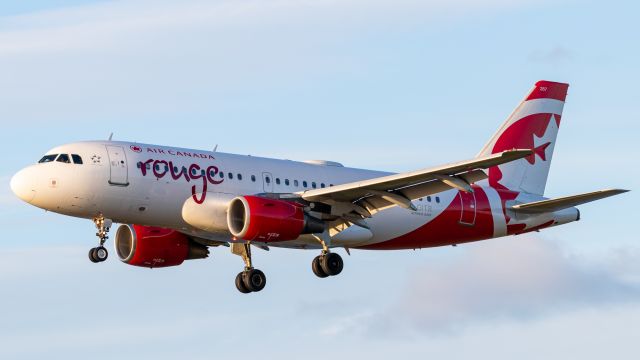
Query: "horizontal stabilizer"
511 189 629 214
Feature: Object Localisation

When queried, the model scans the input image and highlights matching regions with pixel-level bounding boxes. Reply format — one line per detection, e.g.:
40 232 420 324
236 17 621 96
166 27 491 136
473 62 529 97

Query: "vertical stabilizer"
477 80 569 195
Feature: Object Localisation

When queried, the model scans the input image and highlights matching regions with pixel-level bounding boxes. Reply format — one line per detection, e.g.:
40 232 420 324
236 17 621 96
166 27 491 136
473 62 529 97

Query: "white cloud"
528 46 574 64
376 236 640 334
0 0 552 133
0 0 543 53
319 310 375 337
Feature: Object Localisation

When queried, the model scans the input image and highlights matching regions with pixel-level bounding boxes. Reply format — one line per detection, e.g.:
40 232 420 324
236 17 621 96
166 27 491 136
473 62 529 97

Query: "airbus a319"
10 81 628 293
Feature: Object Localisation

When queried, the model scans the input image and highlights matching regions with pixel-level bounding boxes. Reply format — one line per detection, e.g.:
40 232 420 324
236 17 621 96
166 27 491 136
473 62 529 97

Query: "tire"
243 269 266 292
321 253 343 276
95 246 108 262
88 248 99 263
312 256 329 278
235 272 251 294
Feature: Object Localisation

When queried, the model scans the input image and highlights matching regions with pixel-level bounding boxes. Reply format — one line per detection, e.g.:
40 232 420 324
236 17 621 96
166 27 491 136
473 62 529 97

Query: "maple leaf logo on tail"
477 80 569 197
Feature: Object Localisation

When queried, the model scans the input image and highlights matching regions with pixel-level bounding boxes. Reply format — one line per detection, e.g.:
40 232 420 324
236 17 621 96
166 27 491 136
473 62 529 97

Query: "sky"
0 0 638 359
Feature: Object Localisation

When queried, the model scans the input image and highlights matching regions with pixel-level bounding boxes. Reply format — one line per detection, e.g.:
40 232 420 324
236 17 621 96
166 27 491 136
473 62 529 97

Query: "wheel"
235 272 251 294
242 269 266 292
88 248 99 263
94 246 108 262
321 253 343 276
312 256 329 278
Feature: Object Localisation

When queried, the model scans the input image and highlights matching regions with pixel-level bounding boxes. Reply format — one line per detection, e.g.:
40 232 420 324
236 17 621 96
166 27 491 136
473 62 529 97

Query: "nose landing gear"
89 215 112 263
89 246 108 263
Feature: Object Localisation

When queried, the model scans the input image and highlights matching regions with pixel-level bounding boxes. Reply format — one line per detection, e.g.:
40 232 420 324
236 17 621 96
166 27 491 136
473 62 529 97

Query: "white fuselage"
11 140 577 250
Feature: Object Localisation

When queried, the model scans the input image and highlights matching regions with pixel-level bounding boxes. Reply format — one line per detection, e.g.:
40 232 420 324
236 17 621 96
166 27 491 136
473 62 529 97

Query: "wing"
300 149 532 221
510 189 629 214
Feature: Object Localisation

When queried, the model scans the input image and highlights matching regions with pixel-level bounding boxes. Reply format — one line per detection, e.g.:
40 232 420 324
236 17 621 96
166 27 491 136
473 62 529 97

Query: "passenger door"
106 145 129 186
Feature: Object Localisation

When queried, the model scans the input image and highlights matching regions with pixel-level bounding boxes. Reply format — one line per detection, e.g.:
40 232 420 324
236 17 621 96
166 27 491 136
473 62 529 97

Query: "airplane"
10 80 628 294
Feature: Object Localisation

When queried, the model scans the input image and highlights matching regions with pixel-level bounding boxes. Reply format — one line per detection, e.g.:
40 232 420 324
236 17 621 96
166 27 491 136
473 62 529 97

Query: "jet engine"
227 196 324 241
114 224 209 268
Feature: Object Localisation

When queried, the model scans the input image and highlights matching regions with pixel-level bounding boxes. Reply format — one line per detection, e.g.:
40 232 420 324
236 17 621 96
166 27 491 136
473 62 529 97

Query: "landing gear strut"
231 242 267 294
89 215 112 263
311 231 344 278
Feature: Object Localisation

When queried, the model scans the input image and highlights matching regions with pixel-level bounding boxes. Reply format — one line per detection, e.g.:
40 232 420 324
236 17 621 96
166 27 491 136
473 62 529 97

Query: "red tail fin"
477 81 569 195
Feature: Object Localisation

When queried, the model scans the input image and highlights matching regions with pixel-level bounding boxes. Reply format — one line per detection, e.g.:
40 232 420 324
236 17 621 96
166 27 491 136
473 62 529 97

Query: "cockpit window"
38 154 58 163
56 154 71 163
71 154 83 164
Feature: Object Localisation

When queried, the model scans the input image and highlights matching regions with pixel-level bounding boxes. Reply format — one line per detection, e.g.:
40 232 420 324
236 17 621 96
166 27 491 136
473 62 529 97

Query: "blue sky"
0 0 638 359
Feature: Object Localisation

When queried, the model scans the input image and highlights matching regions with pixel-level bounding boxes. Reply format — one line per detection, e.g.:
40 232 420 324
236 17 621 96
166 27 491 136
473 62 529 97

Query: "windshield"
56 154 71 163
38 154 58 163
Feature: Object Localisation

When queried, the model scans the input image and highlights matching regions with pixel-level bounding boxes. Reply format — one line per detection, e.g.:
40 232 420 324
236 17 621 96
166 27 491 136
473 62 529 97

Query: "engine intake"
227 196 324 241
114 224 209 268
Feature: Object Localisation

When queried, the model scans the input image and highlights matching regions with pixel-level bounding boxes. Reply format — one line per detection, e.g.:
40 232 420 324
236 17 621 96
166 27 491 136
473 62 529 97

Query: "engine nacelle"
114 224 209 268
227 196 324 242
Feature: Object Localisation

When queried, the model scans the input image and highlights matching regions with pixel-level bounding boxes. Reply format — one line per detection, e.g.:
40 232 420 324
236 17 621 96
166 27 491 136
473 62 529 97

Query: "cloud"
0 0 551 130
319 310 376 337
528 46 574 64
373 236 640 334
0 0 546 56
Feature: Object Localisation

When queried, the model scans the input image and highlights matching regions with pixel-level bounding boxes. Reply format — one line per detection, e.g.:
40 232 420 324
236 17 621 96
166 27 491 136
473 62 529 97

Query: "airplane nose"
10 168 36 203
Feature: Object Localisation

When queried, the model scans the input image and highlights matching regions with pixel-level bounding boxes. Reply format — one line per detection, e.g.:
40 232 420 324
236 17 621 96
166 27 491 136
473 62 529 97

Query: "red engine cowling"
227 196 324 241
114 224 209 268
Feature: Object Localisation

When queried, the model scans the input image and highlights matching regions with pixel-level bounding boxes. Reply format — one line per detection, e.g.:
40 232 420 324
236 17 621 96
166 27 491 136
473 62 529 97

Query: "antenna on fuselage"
213 144 218 152
108 132 113 141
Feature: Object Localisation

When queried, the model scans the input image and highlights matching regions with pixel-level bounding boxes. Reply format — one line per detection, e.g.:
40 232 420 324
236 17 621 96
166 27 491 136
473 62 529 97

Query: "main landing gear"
231 243 267 294
312 252 344 278
311 231 344 278
89 215 112 263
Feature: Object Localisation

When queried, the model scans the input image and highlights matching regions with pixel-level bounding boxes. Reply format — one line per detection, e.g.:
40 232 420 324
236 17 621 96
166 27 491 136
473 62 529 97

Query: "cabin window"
229 173 234 179
436 197 440 203
238 174 243 180
71 154 83 164
294 180 299 187
276 178 281 185
56 154 71 163
312 182 317 189
427 196 432 202
220 171 224 178
251 175 256 182
303 181 308 188
38 154 58 163
321 183 325 188
265 176 271 184
285 179 290 186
